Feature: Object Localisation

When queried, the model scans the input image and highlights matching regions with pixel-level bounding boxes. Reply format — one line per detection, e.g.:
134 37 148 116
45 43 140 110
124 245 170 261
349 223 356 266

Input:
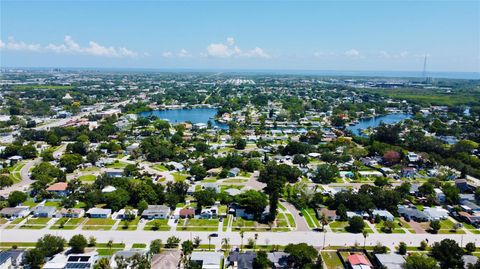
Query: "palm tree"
222 238 230 252
254 233 259 251
320 213 329 231
107 240 113 251
362 230 368 249
239 231 245 251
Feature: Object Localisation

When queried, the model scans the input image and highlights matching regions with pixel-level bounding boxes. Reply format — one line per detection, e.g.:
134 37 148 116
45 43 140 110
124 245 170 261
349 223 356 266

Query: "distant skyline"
1 1 479 73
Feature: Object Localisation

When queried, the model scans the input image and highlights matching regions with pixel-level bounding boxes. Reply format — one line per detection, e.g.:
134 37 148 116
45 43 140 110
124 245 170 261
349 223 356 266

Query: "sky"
1 0 479 72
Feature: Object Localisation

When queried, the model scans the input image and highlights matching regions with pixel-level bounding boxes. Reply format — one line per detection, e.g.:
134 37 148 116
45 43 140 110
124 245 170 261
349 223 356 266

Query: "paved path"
280 201 309 232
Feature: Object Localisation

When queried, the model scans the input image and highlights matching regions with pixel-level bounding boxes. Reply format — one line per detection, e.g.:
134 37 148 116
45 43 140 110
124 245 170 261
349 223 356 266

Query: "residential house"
166 162 184 171
32 206 57 218
43 251 98 269
397 205 429 222
375 254 406 269
407 152 420 163
151 250 182 269
110 250 148 268
59 208 84 218
456 179 474 193
401 167 416 178
125 143 139 155
0 249 26 269
372 209 394 221
86 208 112 219
228 168 240 177
141 205 171 219
116 208 138 220
179 208 195 219
202 183 220 193
200 205 218 219
424 207 449 221
316 208 338 221
348 254 372 269
104 168 123 178
463 255 479 268
190 251 223 269
267 252 289 269
46 182 70 196
227 251 256 269
434 188 446 204
461 201 480 214
0 254 11 269
0 206 30 219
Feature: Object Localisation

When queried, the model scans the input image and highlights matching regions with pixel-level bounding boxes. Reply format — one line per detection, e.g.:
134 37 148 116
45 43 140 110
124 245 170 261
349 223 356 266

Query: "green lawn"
8 162 25 183
231 218 271 232
176 218 219 231
285 213 296 229
152 164 168 172
375 220 406 234
78 174 96 182
301 208 320 229
82 218 116 230
172 172 189 182
321 251 343 269
21 200 38 208
20 218 51 229
116 217 140 231
105 161 128 169
132 243 146 249
143 219 170 231
44 201 61 208
50 218 84 230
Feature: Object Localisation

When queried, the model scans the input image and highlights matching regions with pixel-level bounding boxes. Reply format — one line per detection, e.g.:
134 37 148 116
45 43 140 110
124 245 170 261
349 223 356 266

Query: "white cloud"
206 38 270 59
0 37 41 52
162 51 173 58
1 35 140 58
379 50 410 59
177 49 191 58
344 49 362 58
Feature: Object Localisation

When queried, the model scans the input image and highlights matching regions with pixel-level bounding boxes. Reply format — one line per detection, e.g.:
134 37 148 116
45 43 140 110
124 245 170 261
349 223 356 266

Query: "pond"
139 108 228 129
346 113 411 136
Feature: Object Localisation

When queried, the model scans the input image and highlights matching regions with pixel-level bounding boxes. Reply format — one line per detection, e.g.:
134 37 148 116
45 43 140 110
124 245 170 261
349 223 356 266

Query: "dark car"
210 233 219 237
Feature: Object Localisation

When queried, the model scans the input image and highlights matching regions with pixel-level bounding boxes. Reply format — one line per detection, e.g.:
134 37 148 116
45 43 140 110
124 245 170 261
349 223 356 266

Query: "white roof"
101 185 117 193
190 252 223 266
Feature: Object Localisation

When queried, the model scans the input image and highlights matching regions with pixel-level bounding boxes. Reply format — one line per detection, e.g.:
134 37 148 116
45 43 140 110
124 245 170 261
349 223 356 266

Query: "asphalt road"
1 228 478 249
0 144 67 197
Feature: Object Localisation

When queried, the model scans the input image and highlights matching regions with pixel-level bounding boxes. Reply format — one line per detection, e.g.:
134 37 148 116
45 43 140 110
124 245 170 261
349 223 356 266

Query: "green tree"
404 253 439 269
25 248 44 269
398 242 407 255
36 234 66 257
193 188 217 209
235 139 247 150
284 243 321 268
466 242 476 254
190 164 207 180
69 234 88 253
313 164 339 184
430 220 441 234
348 216 365 233
8 191 27 206
236 190 268 220
149 239 163 254
253 251 271 269
431 239 464 269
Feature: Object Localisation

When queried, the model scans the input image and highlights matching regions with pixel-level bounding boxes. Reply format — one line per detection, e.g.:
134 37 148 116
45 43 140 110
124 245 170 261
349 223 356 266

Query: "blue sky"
1 0 479 72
